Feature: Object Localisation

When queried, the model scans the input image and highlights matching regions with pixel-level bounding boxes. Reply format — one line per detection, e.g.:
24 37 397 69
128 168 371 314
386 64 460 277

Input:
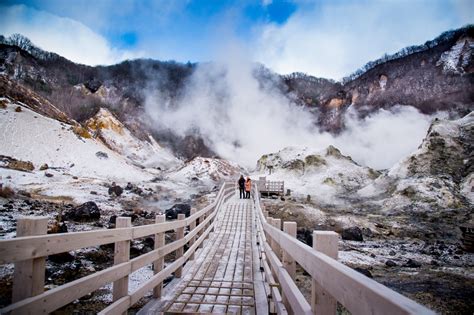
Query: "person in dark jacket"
238 175 245 199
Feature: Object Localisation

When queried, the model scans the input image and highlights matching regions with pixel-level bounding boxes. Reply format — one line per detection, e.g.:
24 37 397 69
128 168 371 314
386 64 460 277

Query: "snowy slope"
85 108 181 170
0 98 153 182
254 145 378 204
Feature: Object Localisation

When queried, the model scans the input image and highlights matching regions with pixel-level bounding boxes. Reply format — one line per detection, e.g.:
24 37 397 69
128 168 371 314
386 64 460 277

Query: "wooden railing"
252 185 435 315
0 182 235 315
257 177 284 196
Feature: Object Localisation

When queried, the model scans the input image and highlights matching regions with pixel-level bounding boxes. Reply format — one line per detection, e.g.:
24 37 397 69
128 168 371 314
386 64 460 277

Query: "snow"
0 101 152 182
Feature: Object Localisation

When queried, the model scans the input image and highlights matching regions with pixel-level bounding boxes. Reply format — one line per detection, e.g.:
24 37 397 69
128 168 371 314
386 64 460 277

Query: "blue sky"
0 0 472 79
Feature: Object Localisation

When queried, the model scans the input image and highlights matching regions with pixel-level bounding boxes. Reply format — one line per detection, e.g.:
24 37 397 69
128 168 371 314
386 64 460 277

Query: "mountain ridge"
1 25 473 157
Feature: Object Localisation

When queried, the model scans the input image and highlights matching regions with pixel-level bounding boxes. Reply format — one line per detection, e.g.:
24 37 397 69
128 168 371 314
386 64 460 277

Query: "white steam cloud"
145 56 440 170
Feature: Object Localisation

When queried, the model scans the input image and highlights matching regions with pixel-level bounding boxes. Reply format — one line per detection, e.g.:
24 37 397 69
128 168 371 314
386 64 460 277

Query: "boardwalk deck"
141 194 267 314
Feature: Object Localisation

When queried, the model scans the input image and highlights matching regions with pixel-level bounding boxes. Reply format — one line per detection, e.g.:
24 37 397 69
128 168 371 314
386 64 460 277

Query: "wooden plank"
272 218 282 260
252 210 269 315
130 223 215 306
98 296 130 315
113 217 131 309
130 257 185 305
1 262 130 314
12 217 48 303
264 242 312 315
131 220 184 239
188 208 197 261
175 214 186 278
311 231 338 315
282 222 296 279
262 222 435 315
0 228 133 264
153 215 165 298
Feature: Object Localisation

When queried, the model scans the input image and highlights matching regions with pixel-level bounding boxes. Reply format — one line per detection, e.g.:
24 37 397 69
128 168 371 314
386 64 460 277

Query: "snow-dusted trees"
341 26 469 84
0 33 59 61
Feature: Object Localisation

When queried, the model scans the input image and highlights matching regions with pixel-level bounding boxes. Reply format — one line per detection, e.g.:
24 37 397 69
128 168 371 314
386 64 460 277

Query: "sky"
0 0 472 79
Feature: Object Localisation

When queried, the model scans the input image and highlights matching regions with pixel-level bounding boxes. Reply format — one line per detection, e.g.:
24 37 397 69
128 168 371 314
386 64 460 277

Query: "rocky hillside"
255 145 380 205
359 112 474 219
1 25 473 155
284 25 474 131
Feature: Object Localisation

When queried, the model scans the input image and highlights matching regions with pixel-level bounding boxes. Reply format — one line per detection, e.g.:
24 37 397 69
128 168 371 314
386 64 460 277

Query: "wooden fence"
252 185 435 315
0 182 235 315
257 177 284 196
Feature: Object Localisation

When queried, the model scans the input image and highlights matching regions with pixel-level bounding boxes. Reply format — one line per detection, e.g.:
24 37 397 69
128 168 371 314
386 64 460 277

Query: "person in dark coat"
238 175 245 199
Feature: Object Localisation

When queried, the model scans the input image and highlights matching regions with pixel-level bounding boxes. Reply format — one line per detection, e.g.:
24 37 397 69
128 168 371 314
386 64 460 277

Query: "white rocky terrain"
254 145 380 205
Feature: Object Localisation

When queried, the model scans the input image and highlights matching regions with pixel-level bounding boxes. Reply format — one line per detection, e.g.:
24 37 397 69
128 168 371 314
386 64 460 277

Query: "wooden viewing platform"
0 181 435 314
257 177 284 197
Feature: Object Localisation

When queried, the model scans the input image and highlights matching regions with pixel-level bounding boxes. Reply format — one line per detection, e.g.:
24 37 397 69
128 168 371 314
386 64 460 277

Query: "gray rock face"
341 226 364 241
64 201 101 221
165 203 191 220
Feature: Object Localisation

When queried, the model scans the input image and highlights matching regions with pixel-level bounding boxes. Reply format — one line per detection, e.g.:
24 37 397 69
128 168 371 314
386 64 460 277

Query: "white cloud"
253 0 472 79
0 4 142 65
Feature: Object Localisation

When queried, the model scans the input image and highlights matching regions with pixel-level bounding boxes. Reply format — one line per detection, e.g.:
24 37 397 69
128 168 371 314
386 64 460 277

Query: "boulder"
341 226 364 241
2 156 34 172
404 259 422 268
64 201 101 221
48 251 75 263
354 267 373 278
108 185 123 197
385 260 397 267
165 203 191 220
95 151 109 159
39 163 49 170
45 172 54 177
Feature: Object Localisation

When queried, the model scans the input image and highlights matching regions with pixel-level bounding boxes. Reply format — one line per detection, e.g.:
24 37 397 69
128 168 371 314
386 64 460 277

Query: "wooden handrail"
253 185 435 315
0 182 235 314
0 185 232 265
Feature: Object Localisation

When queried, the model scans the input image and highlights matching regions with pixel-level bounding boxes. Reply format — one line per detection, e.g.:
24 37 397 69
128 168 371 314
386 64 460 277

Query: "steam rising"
145 58 440 170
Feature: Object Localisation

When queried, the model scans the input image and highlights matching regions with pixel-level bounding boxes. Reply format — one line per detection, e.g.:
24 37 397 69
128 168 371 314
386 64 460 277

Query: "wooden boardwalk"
0 183 435 315
141 194 267 314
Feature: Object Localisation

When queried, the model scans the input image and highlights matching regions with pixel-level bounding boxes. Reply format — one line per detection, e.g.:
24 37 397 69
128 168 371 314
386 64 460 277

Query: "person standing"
245 177 252 199
238 175 245 199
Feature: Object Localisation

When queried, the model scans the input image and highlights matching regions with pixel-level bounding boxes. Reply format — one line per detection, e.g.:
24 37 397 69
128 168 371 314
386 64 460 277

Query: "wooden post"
273 218 282 259
153 214 165 298
267 218 275 250
189 208 197 260
282 222 297 278
175 214 185 277
282 221 297 313
197 209 204 249
113 217 131 309
311 231 339 314
12 216 48 303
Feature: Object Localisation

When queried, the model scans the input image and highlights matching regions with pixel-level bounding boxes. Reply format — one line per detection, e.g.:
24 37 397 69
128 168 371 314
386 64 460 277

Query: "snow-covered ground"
0 99 153 182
